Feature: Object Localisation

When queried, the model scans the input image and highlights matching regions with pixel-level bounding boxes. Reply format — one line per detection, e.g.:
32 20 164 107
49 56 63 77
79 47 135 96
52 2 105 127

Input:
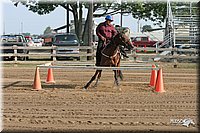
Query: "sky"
0 0 165 35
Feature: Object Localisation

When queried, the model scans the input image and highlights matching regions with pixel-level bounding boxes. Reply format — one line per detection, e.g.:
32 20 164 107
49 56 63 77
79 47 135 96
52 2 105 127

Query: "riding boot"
96 40 104 66
96 52 102 66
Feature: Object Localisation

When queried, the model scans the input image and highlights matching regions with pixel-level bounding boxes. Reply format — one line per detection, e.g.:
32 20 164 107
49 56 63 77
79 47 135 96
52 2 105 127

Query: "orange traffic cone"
155 68 165 93
149 64 157 87
46 67 55 84
32 67 42 90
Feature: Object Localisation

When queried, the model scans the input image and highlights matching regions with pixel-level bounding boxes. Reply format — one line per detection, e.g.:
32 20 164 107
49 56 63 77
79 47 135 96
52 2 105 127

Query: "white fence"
0 45 198 63
0 45 95 62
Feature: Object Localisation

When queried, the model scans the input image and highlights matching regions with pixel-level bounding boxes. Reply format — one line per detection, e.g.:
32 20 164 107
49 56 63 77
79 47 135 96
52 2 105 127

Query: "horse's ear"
117 31 121 35
118 32 122 37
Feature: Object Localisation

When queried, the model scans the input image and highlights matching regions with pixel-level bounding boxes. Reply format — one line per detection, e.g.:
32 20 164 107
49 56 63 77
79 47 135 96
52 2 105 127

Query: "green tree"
11 0 168 44
120 1 167 27
11 0 122 44
43 26 53 34
141 25 152 32
22 32 31 36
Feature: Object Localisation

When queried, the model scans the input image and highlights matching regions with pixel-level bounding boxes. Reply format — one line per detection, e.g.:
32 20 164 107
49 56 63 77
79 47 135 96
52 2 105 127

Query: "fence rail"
0 45 198 63
0 45 95 61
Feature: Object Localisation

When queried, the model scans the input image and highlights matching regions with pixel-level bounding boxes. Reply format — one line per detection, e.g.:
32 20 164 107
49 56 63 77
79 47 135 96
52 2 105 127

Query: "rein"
101 50 119 59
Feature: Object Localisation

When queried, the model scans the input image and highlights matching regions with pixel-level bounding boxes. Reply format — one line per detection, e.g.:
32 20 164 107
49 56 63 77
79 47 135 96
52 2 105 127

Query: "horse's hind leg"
83 70 99 90
94 70 102 87
118 70 123 81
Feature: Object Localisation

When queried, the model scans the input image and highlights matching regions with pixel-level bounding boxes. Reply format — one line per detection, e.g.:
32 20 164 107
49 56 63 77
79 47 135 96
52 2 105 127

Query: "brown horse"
83 32 133 90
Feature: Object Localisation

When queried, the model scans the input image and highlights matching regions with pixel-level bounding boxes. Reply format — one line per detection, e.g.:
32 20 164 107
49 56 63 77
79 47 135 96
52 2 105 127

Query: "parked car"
132 36 162 47
51 33 81 60
131 36 163 52
0 34 29 60
25 36 34 47
27 40 34 47
42 33 56 46
32 39 43 47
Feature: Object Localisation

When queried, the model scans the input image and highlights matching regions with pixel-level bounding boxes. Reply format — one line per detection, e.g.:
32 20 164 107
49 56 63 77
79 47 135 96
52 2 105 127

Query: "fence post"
156 42 158 54
52 46 56 61
173 47 178 68
92 45 95 60
132 49 137 63
13 45 18 63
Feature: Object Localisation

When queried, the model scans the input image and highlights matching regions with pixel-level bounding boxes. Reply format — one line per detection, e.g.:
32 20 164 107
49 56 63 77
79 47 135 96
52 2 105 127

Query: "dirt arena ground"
1 61 199 132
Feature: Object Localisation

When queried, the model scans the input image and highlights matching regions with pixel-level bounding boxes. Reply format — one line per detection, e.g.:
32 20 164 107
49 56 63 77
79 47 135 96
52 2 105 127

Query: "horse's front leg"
94 70 102 87
113 70 119 86
114 70 122 91
83 70 99 90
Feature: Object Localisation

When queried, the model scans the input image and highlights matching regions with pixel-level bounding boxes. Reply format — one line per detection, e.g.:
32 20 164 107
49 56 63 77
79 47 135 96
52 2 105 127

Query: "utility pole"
3 21 5 35
21 22 23 34
137 19 140 32
120 10 123 27
120 0 122 27
66 4 70 33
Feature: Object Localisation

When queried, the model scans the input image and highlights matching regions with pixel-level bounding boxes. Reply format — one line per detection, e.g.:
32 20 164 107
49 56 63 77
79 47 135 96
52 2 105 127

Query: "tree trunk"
70 4 82 41
82 12 89 45
87 2 93 60
71 8 78 35
78 3 83 41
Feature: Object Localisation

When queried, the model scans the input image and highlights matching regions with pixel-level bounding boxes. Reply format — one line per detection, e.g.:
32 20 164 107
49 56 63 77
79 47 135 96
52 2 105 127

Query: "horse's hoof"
83 87 87 90
114 86 121 92
118 76 123 81
93 84 97 88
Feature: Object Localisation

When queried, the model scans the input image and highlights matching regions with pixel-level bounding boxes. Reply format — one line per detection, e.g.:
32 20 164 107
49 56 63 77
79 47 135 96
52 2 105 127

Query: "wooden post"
92 45 95 60
13 45 17 63
156 42 158 54
132 50 137 63
173 47 178 68
52 46 56 62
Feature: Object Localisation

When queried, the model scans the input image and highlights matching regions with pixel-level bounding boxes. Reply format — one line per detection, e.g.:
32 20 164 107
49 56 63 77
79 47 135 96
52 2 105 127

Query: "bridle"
101 32 129 59
118 33 131 46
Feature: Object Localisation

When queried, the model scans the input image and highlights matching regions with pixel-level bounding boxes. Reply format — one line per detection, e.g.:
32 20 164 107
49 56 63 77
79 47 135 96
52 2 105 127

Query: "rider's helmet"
105 15 113 21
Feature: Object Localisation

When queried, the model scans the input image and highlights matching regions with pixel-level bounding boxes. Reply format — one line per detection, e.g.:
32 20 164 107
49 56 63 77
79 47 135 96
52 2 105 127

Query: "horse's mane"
105 32 121 49
105 41 113 48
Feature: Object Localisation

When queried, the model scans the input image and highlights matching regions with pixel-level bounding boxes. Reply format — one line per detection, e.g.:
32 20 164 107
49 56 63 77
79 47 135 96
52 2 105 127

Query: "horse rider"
96 15 128 66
